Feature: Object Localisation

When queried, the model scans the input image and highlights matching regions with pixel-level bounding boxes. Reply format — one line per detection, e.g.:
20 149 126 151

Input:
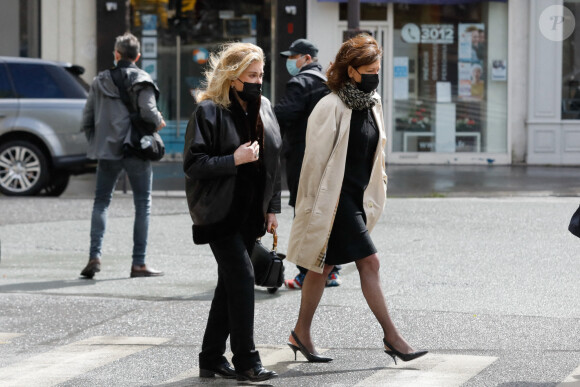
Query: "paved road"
1 193 579 386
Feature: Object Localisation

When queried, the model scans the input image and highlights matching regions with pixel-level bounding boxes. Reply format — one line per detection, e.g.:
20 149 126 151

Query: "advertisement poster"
141 14 157 36
142 60 157 81
141 37 157 59
491 59 507 81
458 23 485 101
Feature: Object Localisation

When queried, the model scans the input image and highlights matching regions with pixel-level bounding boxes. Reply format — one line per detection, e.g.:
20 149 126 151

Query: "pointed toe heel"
287 343 300 360
289 330 333 363
383 338 428 365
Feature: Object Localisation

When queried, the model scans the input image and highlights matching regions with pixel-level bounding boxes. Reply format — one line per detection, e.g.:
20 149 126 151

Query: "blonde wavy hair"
197 42 265 108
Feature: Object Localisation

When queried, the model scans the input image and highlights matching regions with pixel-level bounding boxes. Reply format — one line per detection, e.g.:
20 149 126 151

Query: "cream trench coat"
285 92 388 273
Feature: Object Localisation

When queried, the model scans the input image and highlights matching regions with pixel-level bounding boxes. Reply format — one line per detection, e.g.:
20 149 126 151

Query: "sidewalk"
65 163 580 198
384 164 580 197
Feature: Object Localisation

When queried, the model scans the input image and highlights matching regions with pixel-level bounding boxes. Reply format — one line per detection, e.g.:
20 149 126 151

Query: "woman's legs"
202 233 260 371
355 253 415 354
289 263 335 353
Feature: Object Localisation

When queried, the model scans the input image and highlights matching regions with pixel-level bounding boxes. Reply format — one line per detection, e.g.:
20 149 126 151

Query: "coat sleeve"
81 82 96 141
267 174 281 214
183 104 238 180
273 80 307 136
135 84 163 128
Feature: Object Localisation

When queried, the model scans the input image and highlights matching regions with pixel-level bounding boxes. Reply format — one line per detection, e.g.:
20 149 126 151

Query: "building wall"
0 2 21 56
525 0 580 165
41 0 97 81
509 0 530 164
306 0 515 165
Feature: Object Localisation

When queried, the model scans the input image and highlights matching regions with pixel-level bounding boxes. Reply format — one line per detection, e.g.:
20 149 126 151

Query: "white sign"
142 60 157 81
401 23 454 44
393 56 409 100
491 59 507 81
436 82 452 103
141 37 157 58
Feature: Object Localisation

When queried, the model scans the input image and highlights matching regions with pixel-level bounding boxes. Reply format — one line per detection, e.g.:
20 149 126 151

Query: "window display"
129 0 272 123
392 3 507 154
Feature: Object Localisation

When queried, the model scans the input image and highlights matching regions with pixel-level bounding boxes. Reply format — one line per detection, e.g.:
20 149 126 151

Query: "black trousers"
199 228 261 371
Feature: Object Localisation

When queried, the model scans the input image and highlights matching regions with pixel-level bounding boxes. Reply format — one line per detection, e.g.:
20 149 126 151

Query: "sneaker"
326 272 342 287
284 272 306 289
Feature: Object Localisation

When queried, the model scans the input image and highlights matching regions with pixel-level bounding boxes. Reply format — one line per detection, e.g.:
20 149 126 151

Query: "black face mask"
354 68 380 94
236 79 262 102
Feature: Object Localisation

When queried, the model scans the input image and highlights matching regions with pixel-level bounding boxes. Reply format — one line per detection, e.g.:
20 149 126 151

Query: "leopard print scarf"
336 82 378 111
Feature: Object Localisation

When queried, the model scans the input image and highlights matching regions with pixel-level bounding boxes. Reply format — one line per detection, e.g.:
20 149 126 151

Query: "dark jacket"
82 60 162 160
273 62 330 154
183 96 282 243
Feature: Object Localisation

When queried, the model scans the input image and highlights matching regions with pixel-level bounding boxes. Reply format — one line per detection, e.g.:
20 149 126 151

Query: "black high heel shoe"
287 330 333 363
383 338 428 365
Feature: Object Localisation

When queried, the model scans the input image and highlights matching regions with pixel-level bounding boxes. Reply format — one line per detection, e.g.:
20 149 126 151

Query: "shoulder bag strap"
109 68 136 114
300 69 327 82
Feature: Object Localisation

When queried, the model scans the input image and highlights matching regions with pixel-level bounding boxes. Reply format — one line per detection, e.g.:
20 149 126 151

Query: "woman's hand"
233 141 260 165
265 213 278 233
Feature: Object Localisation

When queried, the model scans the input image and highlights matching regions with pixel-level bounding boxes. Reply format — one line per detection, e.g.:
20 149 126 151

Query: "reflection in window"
129 0 272 123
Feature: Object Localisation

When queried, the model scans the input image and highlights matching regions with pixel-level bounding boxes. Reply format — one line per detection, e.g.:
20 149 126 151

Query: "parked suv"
0 56 94 196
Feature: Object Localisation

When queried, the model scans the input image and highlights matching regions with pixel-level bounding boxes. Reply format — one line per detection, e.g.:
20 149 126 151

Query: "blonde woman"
183 42 281 382
286 35 428 365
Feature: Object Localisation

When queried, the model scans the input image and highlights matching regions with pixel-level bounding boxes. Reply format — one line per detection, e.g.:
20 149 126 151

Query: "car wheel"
0 140 49 196
41 172 70 197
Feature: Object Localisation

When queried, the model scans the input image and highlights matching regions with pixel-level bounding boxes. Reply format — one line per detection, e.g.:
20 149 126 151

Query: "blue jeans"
89 157 152 266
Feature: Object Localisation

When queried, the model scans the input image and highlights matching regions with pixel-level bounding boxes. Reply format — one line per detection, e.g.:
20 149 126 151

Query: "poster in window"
491 59 507 81
142 60 157 81
141 37 157 59
458 23 485 101
223 18 252 38
394 56 409 100
141 14 157 36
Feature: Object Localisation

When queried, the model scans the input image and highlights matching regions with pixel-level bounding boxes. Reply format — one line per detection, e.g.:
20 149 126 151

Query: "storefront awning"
318 0 506 3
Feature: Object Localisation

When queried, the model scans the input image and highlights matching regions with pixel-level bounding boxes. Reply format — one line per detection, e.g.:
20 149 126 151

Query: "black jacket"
183 96 282 242
274 62 330 154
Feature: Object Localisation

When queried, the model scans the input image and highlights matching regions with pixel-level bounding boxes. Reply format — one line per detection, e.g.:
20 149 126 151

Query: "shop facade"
309 0 516 164
3 0 580 165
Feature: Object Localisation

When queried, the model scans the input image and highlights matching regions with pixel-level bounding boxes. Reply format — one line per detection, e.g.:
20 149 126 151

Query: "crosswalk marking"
0 333 23 344
557 364 580 387
354 353 497 387
0 336 169 387
159 344 328 384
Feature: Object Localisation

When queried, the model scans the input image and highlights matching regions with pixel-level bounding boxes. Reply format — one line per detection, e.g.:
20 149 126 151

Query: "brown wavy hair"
326 34 383 93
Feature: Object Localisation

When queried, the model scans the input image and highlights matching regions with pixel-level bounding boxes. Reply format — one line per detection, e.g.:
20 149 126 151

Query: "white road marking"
0 333 23 344
354 353 498 387
159 344 329 384
0 336 169 387
557 363 580 387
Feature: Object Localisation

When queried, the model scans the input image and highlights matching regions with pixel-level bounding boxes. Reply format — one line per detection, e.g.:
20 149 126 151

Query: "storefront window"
562 1 580 119
129 0 272 127
392 3 507 154
339 3 387 21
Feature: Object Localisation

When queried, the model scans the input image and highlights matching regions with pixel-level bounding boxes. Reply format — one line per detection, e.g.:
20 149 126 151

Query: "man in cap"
274 38 342 289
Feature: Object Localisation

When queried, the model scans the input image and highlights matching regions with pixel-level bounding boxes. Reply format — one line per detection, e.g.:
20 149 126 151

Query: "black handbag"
569 205 580 238
251 228 285 292
110 68 165 161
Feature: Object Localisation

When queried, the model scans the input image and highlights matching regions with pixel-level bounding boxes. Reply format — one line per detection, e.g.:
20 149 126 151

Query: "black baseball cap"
280 39 318 58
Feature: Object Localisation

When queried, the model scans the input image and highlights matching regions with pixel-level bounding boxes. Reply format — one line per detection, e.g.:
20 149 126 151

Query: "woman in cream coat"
286 34 428 365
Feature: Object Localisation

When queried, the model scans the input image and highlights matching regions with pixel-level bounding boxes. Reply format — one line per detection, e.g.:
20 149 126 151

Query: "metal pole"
176 35 181 138
347 0 360 31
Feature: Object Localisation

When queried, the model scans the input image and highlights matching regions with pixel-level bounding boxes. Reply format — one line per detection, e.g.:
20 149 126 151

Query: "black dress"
325 108 379 265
